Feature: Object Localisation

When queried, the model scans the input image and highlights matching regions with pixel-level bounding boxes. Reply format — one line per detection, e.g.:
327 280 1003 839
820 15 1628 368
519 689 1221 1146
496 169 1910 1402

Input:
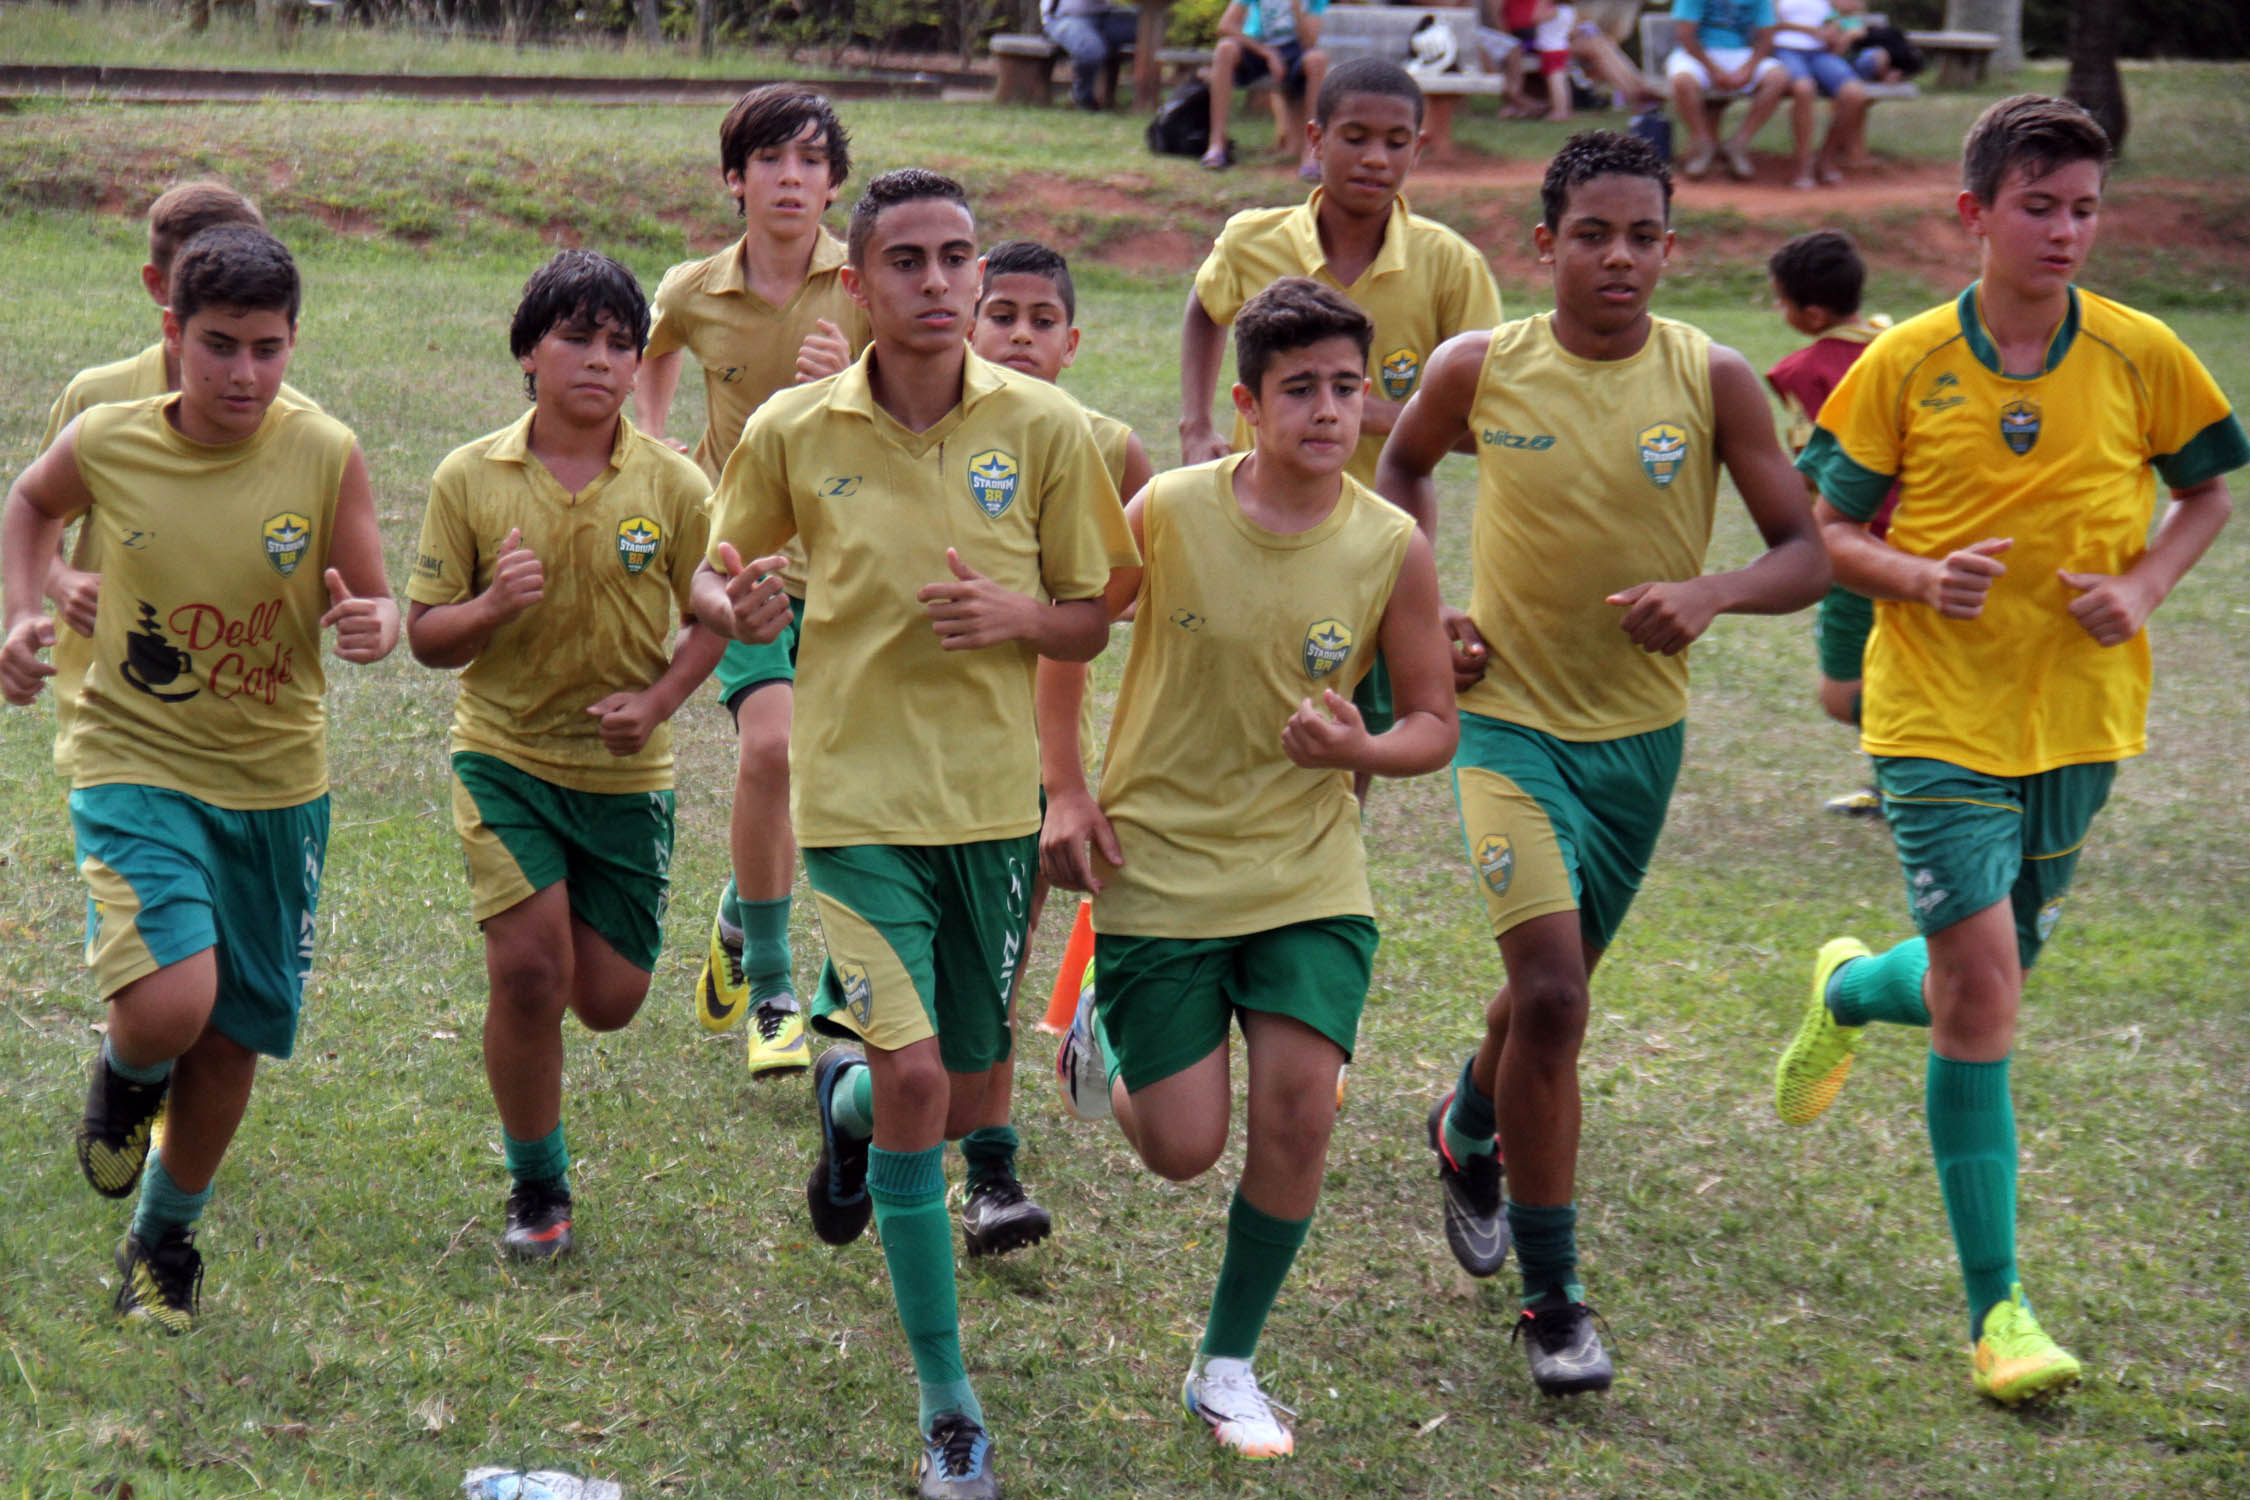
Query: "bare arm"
1180 289 1234 466
1040 494 1148 893
633 350 685 445
1374 330 1487 541
1280 530 1459 778
1 424 94 703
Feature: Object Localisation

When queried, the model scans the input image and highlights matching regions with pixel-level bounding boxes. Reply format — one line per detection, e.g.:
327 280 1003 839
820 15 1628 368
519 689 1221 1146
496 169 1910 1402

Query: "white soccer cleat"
1182 1356 1296 1458
1055 983 1112 1121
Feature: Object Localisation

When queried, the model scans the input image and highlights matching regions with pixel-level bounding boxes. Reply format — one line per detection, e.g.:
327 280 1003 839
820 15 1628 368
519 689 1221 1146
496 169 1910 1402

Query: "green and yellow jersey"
65 394 355 809
408 410 711 794
706 347 1137 848
1193 189 1501 485
1801 284 2250 776
1460 314 1720 740
1091 455 1414 938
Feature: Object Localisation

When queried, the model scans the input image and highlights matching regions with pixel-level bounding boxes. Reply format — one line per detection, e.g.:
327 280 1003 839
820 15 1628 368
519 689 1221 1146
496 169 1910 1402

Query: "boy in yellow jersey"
953 237 1154 1262
407 251 721 1262
699 169 1135 1500
1 225 399 1333
635 84 868 1075
37 181 318 779
1376 132 1827 1395
1773 95 2243 1405
1182 56 1497 776
1043 278 1456 1458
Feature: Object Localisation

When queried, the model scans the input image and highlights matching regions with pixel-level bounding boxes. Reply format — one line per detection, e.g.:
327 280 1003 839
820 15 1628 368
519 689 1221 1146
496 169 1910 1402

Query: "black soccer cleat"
1426 1093 1509 1277
114 1225 203 1334
1512 1290 1615 1395
501 1178 575 1261
806 1047 873 1246
961 1169 1052 1259
78 1047 169 1199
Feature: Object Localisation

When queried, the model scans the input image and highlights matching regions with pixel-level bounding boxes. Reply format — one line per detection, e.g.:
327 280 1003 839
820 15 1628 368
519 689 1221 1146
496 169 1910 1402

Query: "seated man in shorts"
1665 0 1792 181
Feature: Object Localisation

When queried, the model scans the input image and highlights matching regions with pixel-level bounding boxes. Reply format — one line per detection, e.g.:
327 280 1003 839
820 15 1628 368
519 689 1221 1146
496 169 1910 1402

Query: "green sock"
830 1062 876 1141
131 1151 212 1242
503 1124 569 1192
102 1037 173 1086
740 895 793 1005
959 1125 1018 1188
1081 997 1119 1089
869 1145 983 1431
716 877 743 940
1828 938 1932 1027
1506 1198 1583 1306
1926 1051 2018 1340
1443 1052 1498 1162
1197 1190 1313 1362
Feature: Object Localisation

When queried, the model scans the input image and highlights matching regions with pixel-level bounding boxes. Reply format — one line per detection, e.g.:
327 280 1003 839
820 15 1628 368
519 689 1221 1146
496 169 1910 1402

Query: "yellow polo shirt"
409 411 712 793
706 347 1138 847
1193 189 1501 483
1802 284 2249 776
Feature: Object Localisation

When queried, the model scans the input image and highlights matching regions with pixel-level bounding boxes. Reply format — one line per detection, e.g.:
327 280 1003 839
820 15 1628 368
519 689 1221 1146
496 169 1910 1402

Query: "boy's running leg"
1774 935 1930 1124
80 952 215 1198
116 1020 256 1333
959 878 1053 1259
703 684 809 1077
483 886 595 1260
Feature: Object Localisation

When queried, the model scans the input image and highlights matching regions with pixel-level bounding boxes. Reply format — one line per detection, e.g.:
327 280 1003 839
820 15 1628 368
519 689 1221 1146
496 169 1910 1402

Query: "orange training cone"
1037 897 1096 1035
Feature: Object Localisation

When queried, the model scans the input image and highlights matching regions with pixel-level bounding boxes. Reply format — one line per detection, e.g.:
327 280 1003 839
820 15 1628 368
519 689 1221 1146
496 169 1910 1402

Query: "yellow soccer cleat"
745 995 810 1077
1774 937 1870 1125
695 912 750 1034
1972 1285 2082 1405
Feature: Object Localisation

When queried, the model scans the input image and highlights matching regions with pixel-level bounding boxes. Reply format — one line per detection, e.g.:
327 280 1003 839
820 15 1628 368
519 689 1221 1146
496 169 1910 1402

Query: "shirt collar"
825 344 1008 423
1284 188 1413 288
710 227 849 297
486 407 638 476
1957 282 2081 378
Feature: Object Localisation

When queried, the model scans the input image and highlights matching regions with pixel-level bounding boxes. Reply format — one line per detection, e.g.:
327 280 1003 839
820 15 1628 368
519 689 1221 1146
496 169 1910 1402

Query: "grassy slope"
0 77 2246 1500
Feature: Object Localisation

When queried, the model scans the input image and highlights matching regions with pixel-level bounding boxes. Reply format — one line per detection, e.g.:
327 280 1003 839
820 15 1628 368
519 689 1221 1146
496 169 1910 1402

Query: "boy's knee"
874 1047 953 1134
1137 1126 1226 1183
570 978 650 1033
735 711 790 784
488 943 569 1019
1505 971 1590 1050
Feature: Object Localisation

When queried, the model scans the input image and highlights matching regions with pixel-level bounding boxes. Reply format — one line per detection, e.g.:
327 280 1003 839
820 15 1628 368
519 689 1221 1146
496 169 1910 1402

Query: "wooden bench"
1639 13 1918 103
1316 5 1509 152
1904 29 2000 89
990 33 1132 108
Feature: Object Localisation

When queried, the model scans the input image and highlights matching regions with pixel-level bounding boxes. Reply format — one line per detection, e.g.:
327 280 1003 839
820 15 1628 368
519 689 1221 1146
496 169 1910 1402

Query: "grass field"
0 66 2246 1500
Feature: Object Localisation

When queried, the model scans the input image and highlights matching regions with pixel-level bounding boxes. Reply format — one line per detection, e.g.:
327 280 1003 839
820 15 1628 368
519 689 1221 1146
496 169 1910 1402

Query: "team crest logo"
837 962 874 1025
1474 834 1514 896
1999 399 2041 456
1379 347 1421 401
1920 371 1966 411
1636 422 1688 489
262 512 311 578
966 449 1019 518
1303 618 1352 679
2036 897 2066 942
616 516 662 574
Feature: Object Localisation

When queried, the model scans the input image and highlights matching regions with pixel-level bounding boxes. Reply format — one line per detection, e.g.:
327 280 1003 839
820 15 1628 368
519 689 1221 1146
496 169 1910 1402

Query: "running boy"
951 238 1153 1260
700 169 1135 1500
1 225 398 1331
1376 131 1826 1394
1764 227 1892 814
407 250 720 1261
38 181 315 778
635 84 867 1075
1044 277 1456 1457
1774 94 2242 1404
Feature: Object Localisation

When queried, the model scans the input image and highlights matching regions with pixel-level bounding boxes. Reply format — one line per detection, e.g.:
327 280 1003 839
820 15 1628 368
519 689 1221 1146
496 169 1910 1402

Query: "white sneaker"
1055 983 1111 1121
1182 1356 1295 1458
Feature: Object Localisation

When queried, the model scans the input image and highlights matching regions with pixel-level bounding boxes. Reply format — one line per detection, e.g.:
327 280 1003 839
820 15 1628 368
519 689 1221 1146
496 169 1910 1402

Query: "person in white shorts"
1665 0 1791 180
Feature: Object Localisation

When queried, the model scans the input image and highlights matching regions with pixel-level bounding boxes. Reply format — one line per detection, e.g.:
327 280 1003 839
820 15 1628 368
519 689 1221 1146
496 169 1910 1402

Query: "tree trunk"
2064 0 2128 157
696 0 714 57
1944 0 2022 74
636 0 663 47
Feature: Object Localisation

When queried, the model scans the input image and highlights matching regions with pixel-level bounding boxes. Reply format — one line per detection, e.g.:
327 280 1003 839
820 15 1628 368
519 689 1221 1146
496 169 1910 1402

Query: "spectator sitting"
1042 0 1140 111
1771 0 1868 188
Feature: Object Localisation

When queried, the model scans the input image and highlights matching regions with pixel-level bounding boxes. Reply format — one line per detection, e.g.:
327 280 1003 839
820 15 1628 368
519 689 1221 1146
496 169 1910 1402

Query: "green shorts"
450 752 675 972
1815 586 1874 684
802 835 1038 1072
716 594 807 715
1092 917 1376 1093
1452 712 1683 951
1351 650 1395 735
71 783 328 1060
1874 756 2116 971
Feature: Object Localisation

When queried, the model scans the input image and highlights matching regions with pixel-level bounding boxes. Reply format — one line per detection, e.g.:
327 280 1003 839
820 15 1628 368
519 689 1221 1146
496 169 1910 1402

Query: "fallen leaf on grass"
412 1394 453 1432
1415 1412 1450 1437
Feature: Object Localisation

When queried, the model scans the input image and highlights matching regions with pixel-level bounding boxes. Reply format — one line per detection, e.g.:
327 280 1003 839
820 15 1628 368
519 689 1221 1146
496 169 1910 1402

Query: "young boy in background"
1045 277 1456 1458
37 181 316 780
954 238 1153 1260
1776 94 2243 1405
1203 0 1332 177
700 169 1135 1500
635 83 867 1075
1764 227 1892 814
1378 132 1826 1395
1 225 398 1331
408 250 720 1261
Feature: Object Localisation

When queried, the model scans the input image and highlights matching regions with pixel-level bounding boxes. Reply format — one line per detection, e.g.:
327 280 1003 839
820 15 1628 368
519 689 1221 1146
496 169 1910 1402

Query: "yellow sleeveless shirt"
1459 315 1718 739
1091 456 1414 938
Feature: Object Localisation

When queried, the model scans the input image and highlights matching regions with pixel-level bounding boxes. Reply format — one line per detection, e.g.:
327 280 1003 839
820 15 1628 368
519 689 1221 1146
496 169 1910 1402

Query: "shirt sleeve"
1193 221 1252 328
1035 406 1138 603
1795 342 1899 521
1672 0 1706 28
667 464 715 614
1446 234 1504 337
407 460 482 607
705 411 798 568
2143 329 2250 491
644 263 694 360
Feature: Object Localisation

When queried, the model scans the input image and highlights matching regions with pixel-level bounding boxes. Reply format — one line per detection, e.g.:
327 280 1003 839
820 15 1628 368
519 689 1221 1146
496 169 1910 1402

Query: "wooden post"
1134 0 1172 111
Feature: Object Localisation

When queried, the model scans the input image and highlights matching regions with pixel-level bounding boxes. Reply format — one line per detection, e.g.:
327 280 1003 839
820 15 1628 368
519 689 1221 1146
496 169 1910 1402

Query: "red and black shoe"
501 1178 574 1261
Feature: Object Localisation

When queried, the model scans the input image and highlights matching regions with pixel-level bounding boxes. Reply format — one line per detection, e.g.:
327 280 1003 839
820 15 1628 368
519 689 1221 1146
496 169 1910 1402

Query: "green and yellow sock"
1198 1189 1312 1362
1927 1051 2018 1340
1828 937 1932 1028
869 1145 983 1431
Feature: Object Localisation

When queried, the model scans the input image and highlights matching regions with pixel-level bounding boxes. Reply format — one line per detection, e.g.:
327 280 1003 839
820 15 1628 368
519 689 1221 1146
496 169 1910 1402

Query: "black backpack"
1147 79 1233 162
